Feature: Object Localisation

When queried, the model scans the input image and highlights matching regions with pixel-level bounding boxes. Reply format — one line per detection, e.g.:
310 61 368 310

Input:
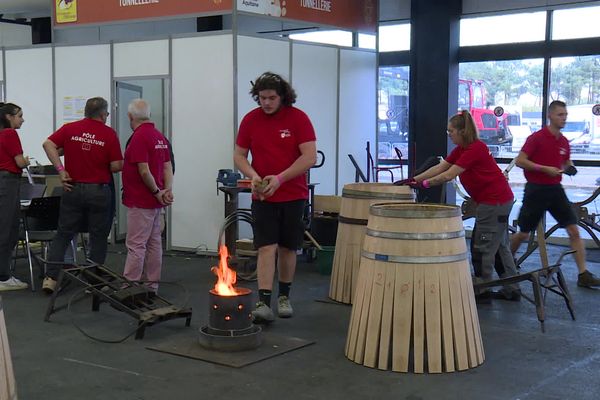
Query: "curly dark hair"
250 72 296 106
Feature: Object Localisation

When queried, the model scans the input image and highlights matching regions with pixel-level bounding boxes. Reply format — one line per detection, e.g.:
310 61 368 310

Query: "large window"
378 65 409 167
379 23 410 52
288 30 352 47
550 55 600 161
459 59 544 157
553 6 600 40
460 12 546 46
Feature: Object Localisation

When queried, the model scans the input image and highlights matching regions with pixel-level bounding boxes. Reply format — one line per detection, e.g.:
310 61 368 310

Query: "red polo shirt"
122 122 171 209
0 128 23 174
237 106 316 202
446 139 513 205
48 118 122 184
521 126 570 185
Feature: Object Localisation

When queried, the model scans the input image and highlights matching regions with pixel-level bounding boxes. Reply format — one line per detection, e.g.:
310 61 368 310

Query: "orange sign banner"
237 0 377 32
54 0 233 26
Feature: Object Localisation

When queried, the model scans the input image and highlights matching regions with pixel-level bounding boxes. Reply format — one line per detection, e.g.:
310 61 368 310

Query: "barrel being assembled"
329 183 415 304
345 203 484 373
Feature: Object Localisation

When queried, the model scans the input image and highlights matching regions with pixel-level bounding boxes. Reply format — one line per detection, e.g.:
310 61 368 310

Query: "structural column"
409 0 461 203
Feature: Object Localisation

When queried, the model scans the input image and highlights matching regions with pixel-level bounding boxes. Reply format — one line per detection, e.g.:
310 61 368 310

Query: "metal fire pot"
198 287 262 351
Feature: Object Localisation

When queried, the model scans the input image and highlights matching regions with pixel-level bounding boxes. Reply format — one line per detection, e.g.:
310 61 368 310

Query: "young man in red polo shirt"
122 99 173 293
43 97 123 293
234 72 317 323
511 100 600 288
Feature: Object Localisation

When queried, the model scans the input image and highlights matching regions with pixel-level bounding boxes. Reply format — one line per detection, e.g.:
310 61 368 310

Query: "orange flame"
211 245 239 296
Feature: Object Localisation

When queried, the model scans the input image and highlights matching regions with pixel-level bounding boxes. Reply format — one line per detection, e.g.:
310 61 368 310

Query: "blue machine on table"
216 169 242 192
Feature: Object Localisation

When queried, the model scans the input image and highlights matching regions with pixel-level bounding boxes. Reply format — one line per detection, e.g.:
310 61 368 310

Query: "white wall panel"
338 50 376 193
54 44 111 128
292 43 338 195
237 35 289 125
0 23 31 47
380 0 411 21
114 40 169 78
171 34 234 251
5 47 53 163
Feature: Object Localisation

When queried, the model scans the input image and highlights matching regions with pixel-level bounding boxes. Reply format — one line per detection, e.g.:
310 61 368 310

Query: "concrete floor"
3 243 600 400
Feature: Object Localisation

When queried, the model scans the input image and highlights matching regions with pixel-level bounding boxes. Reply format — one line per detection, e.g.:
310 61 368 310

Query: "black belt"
72 182 108 186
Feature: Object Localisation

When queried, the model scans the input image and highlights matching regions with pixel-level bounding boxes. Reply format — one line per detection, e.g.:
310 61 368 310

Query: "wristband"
422 179 430 188
56 165 65 172
275 174 284 185
152 188 160 195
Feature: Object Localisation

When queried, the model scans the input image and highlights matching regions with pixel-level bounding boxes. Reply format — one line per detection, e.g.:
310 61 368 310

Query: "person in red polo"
234 72 317 323
0 102 30 291
511 100 600 288
122 99 173 293
42 97 123 293
404 110 521 302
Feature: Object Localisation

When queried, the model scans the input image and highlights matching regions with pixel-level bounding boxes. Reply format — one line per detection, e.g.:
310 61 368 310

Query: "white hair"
128 99 151 120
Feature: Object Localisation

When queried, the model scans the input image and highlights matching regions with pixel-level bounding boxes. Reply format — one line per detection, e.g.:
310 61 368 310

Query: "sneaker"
0 277 28 291
277 296 294 318
577 271 600 288
252 301 275 323
42 277 57 294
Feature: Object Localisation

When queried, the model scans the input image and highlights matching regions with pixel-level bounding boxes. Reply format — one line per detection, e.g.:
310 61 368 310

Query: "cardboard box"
314 195 341 214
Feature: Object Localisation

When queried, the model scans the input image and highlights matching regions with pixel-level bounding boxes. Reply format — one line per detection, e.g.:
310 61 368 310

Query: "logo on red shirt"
154 139 169 150
72 132 106 151
279 129 291 138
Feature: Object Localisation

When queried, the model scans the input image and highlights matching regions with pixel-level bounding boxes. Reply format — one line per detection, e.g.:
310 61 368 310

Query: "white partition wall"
292 42 338 195
171 34 234 251
5 47 54 162
54 45 111 128
338 49 377 192
113 40 170 78
237 35 290 123
0 50 3 101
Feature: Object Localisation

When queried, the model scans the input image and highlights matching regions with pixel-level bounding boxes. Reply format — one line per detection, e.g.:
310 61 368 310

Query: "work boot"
277 296 294 318
474 291 492 304
577 270 600 288
494 289 522 302
251 301 275 323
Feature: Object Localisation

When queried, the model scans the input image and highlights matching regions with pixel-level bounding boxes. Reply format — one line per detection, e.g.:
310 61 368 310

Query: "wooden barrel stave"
329 184 415 304
346 203 484 373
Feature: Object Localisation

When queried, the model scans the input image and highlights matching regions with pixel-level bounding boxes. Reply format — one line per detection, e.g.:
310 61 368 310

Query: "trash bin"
316 246 335 275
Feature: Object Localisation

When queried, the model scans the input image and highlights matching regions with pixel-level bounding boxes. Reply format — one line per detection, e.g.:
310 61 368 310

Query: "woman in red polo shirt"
0 103 30 291
408 110 520 302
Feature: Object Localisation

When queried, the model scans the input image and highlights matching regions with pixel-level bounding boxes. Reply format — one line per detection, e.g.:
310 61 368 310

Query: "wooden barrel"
345 203 484 374
329 183 415 304
0 297 17 400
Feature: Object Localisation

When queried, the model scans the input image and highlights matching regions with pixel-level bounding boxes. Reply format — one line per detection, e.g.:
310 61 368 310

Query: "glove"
394 178 414 186
407 179 424 189
564 165 578 176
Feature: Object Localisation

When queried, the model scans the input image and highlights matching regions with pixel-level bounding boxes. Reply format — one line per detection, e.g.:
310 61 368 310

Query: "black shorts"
517 183 577 233
251 199 306 250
